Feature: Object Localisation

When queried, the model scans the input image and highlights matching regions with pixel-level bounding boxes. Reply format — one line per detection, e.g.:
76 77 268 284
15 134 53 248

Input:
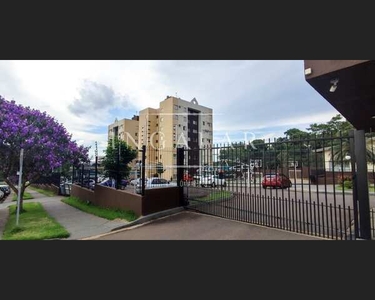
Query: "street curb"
80 206 186 240
110 206 185 231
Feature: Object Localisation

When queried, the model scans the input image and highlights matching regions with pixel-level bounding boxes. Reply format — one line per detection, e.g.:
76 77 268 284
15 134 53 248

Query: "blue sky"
0 60 339 158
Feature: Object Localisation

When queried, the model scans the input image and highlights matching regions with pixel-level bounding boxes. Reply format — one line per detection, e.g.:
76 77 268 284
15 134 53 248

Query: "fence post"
81 164 84 187
349 130 359 238
95 156 98 184
141 145 146 196
115 143 120 190
72 165 75 183
354 129 372 239
177 147 185 206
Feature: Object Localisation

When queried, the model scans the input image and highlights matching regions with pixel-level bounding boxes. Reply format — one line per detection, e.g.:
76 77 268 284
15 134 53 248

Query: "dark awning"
304 60 375 131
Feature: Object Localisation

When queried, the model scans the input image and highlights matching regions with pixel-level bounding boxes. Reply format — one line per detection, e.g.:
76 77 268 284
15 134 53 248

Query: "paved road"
0 188 129 240
184 185 375 239
93 211 323 240
186 184 375 208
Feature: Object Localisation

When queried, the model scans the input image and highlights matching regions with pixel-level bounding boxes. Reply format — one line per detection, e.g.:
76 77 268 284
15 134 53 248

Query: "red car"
183 174 194 182
262 174 292 189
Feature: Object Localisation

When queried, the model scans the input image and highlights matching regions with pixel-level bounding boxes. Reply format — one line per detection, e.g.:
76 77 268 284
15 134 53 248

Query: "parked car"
262 174 292 189
200 175 226 187
100 178 115 187
60 181 72 196
0 184 11 197
130 178 148 186
135 177 177 194
183 174 194 182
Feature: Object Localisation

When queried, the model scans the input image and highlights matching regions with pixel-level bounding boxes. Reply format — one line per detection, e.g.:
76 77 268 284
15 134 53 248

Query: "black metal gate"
181 130 375 240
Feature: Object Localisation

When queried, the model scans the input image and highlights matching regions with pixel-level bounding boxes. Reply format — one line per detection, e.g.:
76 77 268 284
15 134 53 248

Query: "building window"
202 138 205 142
183 116 187 122
179 124 181 127
156 116 159 119
173 154 177 158
160 155 162 159
184 107 187 112
193 129 198 134
160 117 164 122
174 115 179 120
207 139 211 143
203 121 205 125
135 133 138 136
193 120 197 125
188 137 191 141
156 140 158 143
173 144 176 148
207 122 211 127
174 105 178 110
183 126 186 130
179 105 181 108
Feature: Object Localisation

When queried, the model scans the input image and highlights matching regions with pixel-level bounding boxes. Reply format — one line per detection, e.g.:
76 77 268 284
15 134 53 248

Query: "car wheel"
201 184 204 187
223 182 227 187
262 186 266 189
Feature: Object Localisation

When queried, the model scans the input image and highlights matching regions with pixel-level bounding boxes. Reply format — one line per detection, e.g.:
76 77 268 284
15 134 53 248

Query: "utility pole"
16 149 24 226
95 141 98 184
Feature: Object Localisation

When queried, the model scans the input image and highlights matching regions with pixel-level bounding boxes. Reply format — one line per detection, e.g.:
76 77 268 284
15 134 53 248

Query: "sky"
0 60 339 159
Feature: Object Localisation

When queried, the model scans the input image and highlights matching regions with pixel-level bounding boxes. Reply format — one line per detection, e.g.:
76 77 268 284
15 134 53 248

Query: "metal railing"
181 131 375 240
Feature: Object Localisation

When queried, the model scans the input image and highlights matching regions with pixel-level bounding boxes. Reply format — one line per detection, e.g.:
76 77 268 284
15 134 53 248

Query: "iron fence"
182 131 375 240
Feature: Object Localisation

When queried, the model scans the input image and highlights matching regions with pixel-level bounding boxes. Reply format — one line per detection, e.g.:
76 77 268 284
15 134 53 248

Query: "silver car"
200 175 226 187
135 177 177 194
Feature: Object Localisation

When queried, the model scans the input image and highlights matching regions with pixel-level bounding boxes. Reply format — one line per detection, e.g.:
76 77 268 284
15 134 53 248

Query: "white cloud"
0 60 341 159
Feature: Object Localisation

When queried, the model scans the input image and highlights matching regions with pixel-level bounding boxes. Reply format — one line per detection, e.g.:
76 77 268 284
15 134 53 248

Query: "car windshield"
265 175 276 178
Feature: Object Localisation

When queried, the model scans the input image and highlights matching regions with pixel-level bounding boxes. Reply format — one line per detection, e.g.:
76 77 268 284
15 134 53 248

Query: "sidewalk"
91 211 325 240
0 189 129 240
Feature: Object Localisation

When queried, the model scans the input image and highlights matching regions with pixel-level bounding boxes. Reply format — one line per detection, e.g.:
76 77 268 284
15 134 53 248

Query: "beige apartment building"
107 115 139 149
107 96 213 180
138 96 213 179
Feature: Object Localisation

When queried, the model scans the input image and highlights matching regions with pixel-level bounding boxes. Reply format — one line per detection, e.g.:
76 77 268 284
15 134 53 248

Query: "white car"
135 177 177 194
200 175 226 187
130 178 148 186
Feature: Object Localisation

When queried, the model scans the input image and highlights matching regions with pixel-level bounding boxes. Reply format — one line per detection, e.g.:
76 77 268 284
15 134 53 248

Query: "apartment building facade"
138 96 213 179
107 115 139 149
107 97 213 179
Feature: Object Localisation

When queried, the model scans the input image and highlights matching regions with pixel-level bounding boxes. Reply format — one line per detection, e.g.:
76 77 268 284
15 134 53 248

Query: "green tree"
284 128 310 140
156 162 165 177
102 138 137 180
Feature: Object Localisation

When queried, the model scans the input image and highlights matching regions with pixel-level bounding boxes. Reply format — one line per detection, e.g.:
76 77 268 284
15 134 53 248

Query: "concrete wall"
71 184 181 216
94 185 143 216
143 187 180 215
71 184 95 203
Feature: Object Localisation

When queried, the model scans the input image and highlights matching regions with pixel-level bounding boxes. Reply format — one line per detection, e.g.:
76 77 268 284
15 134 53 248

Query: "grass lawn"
2 202 70 240
28 186 56 197
199 190 232 202
12 192 33 201
336 184 375 193
61 196 137 221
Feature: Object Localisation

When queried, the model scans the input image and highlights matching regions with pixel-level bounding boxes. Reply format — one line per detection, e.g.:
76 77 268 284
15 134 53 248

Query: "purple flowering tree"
0 96 89 210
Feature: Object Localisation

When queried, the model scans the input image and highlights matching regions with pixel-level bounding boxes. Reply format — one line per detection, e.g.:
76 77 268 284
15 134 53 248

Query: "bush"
343 180 353 189
337 175 352 185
